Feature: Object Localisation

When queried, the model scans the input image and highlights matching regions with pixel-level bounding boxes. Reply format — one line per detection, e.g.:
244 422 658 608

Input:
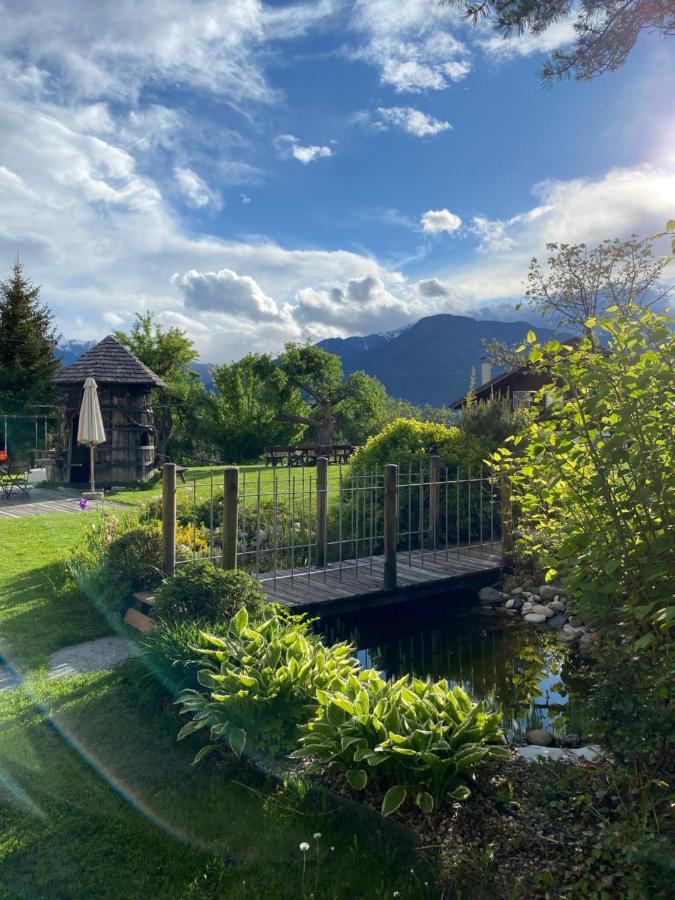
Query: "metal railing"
160 456 504 590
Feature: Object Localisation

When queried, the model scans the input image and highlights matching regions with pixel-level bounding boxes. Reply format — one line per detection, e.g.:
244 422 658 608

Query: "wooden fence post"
162 462 176 576
384 463 398 589
429 454 441 549
222 466 239 570
316 456 328 567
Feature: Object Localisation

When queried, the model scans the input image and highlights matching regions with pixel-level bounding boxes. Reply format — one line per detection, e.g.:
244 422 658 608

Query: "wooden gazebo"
50 335 165 487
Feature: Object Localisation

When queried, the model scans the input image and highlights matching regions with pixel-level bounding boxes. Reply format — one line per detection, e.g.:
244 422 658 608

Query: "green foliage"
293 672 506 815
104 523 164 591
524 235 670 337
177 607 358 758
141 618 233 696
154 562 266 623
351 417 484 473
459 395 532 452
210 353 306 461
494 306 674 820
276 343 392 446
0 259 59 456
332 370 389 444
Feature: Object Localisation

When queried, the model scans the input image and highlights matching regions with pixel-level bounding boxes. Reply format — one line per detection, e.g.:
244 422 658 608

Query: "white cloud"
421 209 463 234
174 167 222 209
0 0 332 105
440 165 675 310
359 106 452 137
349 0 471 93
173 267 279 317
275 134 333 165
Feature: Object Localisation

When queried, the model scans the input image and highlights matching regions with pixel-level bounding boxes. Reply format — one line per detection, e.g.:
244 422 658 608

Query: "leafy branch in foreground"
442 2 675 83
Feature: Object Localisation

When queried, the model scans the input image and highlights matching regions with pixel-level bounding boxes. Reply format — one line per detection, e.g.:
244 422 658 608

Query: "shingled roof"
54 335 166 387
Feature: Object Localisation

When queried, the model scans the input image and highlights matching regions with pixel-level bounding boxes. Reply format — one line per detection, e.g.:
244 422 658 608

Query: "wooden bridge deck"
258 542 502 614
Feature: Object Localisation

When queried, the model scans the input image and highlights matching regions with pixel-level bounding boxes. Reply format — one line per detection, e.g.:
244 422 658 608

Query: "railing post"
500 474 514 560
384 464 398 589
162 462 176 576
429 454 441 549
223 466 239 570
316 456 328 567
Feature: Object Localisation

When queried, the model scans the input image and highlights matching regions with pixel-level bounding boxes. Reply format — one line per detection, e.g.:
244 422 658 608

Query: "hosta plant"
292 670 507 816
176 606 358 761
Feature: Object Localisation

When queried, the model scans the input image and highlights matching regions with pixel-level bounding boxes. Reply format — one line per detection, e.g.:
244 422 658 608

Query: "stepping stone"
47 635 140 679
0 663 21 693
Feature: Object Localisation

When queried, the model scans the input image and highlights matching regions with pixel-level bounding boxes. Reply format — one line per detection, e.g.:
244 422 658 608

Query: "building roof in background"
53 335 166 387
449 364 544 409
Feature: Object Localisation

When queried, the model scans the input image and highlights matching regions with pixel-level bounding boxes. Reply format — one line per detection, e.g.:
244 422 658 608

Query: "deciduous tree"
522 235 671 339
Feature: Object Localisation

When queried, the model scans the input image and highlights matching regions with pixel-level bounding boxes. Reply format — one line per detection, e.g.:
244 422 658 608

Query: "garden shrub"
494 307 674 839
141 618 232 695
336 419 493 554
104 523 164 591
351 418 484 474
177 607 358 759
293 671 507 816
459 395 531 451
153 561 266 623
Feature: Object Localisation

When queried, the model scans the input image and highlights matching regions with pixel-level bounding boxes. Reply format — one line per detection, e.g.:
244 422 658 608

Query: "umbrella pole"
89 444 95 494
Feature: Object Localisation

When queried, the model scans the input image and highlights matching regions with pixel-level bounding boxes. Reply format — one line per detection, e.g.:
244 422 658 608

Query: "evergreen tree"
0 258 59 415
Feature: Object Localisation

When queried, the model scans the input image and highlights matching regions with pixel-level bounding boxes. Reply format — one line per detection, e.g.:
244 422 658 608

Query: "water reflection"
316 592 587 737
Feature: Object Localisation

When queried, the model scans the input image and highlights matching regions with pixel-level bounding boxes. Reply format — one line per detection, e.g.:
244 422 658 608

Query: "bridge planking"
258 542 502 615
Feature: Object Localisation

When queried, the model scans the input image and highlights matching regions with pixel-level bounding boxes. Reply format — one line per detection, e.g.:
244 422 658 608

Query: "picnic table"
0 462 31 499
263 443 356 467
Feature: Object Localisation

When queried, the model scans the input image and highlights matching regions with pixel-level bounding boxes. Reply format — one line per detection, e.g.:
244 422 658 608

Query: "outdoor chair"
0 462 31 499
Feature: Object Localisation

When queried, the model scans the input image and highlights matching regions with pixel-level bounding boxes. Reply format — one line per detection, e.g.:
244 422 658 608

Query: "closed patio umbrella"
77 377 106 494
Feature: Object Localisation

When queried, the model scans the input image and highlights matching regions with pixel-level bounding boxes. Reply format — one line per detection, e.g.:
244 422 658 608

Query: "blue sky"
0 0 673 361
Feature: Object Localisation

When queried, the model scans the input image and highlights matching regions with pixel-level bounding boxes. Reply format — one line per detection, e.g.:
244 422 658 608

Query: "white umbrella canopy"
77 377 106 493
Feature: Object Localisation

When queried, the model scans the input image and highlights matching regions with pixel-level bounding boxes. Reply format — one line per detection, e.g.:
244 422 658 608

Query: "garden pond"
316 591 590 739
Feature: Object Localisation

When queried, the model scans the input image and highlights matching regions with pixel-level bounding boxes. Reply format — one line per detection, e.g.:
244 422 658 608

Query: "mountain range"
57 313 557 407
318 314 558 406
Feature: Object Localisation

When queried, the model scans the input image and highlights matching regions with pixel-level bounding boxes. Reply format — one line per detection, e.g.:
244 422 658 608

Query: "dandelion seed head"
313 832 322 840
299 842 310 852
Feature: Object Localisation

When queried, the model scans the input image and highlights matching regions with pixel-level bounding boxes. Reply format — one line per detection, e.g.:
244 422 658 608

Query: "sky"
1 0 674 362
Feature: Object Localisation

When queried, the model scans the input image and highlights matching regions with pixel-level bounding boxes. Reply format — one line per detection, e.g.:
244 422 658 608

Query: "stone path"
0 661 21 693
0 635 140 693
46 635 140 679
0 489 126 519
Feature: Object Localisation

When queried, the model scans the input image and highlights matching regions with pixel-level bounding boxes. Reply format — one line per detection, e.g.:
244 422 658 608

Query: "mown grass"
0 512 112 670
0 510 435 899
0 667 430 900
110 463 349 507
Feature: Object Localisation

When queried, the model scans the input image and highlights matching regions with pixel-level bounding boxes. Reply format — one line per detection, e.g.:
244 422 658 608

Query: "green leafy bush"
494 307 674 835
336 419 494 554
177 607 358 759
153 561 266 623
293 671 506 816
351 417 484 474
104 523 164 591
459 395 531 451
141 618 232 695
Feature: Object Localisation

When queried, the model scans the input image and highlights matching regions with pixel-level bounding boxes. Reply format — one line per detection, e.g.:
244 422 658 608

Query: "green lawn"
0 513 112 670
0 511 434 899
110 463 350 507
